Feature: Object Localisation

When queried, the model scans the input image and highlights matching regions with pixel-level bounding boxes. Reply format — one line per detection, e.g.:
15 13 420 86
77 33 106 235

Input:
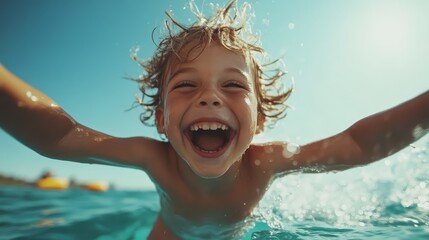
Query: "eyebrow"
224 67 250 80
169 67 197 80
169 67 250 81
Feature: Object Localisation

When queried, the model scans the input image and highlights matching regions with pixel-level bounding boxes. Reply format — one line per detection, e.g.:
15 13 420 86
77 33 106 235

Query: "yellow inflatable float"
36 177 69 190
82 181 109 192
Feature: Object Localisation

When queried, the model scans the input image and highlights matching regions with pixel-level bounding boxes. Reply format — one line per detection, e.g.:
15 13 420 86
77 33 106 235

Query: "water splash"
253 136 429 238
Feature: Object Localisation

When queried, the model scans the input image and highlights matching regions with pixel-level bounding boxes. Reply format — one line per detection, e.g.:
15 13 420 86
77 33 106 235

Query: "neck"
177 158 242 194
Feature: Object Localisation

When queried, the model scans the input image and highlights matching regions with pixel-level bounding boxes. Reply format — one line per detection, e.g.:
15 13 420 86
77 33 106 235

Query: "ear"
255 113 265 135
155 108 165 134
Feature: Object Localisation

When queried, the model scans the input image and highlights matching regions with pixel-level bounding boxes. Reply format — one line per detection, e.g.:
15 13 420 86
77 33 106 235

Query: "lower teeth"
196 146 221 153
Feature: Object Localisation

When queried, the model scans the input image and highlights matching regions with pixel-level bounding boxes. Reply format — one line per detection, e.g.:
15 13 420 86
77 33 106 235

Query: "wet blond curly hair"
131 0 292 131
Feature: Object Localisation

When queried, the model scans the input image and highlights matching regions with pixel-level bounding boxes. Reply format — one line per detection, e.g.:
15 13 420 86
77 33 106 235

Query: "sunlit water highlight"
1 136 428 240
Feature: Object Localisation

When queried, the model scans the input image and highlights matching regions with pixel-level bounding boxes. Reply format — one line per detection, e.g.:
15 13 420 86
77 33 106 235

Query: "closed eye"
223 80 248 90
173 80 196 90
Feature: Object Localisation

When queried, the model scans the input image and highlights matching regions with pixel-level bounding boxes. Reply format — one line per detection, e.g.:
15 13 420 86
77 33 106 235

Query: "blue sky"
1 0 428 190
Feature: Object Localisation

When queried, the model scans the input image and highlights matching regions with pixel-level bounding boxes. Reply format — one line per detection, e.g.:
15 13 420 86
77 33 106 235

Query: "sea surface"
1 138 428 240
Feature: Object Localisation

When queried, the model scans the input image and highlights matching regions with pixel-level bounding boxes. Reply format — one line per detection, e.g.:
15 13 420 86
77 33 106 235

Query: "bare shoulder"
247 142 301 175
54 124 171 170
248 133 364 178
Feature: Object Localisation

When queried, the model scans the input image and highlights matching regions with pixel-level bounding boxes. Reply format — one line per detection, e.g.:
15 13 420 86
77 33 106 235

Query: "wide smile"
184 120 235 158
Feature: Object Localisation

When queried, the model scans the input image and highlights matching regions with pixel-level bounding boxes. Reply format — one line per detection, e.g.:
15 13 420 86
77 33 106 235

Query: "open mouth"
185 121 234 156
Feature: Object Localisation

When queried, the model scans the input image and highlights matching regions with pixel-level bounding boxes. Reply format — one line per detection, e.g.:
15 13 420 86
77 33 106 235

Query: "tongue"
194 131 224 151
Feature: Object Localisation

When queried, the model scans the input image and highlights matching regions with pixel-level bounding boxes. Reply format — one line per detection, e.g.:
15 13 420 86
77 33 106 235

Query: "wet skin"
0 43 428 238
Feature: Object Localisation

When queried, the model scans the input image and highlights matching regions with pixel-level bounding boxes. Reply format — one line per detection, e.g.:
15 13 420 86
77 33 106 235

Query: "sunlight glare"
362 4 412 56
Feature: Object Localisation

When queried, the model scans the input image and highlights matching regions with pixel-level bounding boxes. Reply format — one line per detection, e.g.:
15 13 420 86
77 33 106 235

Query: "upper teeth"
190 122 229 131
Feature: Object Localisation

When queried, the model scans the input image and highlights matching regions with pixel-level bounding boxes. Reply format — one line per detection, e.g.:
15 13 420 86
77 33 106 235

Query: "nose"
199 99 221 107
197 89 222 107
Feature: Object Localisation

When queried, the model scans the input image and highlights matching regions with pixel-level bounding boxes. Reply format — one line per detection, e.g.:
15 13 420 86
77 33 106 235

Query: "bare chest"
156 172 272 224
155 181 267 239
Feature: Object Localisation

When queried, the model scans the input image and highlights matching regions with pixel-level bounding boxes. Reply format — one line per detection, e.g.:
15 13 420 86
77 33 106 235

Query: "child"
1 1 428 239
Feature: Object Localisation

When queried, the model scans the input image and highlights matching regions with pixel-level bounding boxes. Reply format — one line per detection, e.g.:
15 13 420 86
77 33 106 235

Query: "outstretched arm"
0 65 76 155
0 65 167 169
303 90 428 171
250 90 429 176
347 90 428 162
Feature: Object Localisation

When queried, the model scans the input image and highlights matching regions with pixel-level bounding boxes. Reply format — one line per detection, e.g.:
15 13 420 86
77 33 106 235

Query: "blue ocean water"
0 187 158 240
1 138 428 239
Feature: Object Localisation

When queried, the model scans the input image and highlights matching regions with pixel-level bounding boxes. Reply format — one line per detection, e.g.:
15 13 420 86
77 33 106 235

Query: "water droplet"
254 159 261 166
292 161 298 166
26 91 32 98
30 96 38 102
288 23 295 30
412 125 427 139
282 143 301 158
17 101 24 107
282 148 293 158
287 143 301 154
243 202 246 206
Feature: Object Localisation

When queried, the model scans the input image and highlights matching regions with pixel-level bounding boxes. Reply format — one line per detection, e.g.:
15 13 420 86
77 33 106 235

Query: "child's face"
156 43 261 178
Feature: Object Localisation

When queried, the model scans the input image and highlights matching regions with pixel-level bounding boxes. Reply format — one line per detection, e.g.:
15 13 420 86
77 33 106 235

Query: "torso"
146 145 274 239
